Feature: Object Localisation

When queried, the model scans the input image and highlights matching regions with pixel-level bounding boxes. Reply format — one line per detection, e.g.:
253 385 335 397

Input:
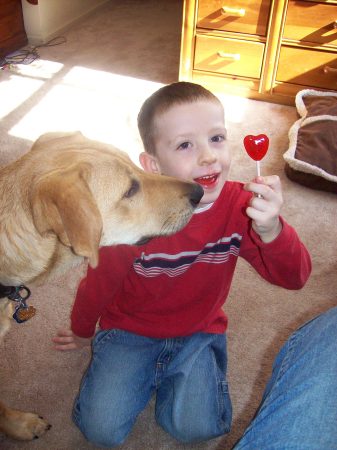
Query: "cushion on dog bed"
283 89 337 193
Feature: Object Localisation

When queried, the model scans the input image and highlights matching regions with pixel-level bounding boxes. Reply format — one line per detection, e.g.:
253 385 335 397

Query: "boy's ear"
139 151 161 174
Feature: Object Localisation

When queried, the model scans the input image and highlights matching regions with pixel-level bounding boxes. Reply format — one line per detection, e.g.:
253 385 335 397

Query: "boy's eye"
177 141 191 150
211 134 225 143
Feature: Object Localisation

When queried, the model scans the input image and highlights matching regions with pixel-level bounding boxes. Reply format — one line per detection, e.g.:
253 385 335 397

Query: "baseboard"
25 0 110 46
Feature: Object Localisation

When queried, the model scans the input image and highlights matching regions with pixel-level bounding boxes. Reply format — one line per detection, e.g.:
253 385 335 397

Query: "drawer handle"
217 51 241 61
221 6 245 17
324 65 337 74
333 20 337 29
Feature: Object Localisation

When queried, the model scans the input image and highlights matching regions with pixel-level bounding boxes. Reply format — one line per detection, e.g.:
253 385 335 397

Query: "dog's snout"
189 183 204 207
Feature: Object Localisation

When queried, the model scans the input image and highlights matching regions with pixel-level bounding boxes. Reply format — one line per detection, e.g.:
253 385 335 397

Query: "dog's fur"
0 131 203 440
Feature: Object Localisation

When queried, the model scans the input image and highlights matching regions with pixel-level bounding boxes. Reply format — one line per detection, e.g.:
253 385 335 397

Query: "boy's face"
140 100 230 206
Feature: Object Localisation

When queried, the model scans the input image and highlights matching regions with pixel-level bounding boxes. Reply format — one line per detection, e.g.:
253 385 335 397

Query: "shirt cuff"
249 216 293 251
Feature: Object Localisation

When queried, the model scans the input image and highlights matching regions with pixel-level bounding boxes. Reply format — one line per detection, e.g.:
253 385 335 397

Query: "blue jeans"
234 306 337 449
73 330 232 447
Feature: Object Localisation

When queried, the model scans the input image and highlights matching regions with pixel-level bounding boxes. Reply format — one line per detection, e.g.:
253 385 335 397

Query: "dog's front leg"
0 400 51 440
0 300 14 340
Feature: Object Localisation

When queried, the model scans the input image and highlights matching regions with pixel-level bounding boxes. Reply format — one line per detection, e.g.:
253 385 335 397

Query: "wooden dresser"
179 0 337 105
0 0 27 59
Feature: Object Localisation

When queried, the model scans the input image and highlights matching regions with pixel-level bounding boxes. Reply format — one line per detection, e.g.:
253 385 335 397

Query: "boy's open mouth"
194 173 219 189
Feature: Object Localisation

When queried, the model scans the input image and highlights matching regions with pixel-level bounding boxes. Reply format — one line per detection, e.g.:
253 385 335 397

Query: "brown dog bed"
283 89 337 193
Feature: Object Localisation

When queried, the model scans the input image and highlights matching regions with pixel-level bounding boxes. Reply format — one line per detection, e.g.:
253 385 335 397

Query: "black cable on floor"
0 36 67 70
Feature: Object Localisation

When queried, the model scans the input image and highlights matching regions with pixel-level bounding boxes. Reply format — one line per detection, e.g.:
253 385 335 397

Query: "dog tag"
13 304 36 323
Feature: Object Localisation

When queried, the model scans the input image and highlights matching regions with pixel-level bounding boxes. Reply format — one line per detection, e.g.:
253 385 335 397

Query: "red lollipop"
243 134 269 177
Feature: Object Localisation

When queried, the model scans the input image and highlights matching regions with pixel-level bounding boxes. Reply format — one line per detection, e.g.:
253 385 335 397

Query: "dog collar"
0 283 31 300
0 283 36 323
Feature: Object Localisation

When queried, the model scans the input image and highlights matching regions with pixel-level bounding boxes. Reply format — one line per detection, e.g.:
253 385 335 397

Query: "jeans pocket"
219 380 232 433
93 328 117 352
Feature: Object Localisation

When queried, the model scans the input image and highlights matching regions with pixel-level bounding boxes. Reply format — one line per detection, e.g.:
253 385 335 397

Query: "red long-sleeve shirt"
71 181 311 339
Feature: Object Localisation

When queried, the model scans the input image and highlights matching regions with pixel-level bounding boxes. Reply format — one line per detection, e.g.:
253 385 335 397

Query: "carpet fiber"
1 1 336 449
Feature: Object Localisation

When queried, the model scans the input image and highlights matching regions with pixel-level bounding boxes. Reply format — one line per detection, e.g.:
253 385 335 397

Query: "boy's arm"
241 217 312 289
241 174 311 289
71 245 135 337
70 272 105 338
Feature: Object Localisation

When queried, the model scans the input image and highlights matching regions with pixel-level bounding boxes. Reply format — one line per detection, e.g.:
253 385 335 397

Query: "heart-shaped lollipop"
243 134 269 194
243 134 269 161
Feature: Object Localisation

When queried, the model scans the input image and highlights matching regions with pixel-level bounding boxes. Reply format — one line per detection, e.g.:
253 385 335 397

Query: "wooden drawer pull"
221 6 245 17
217 51 241 60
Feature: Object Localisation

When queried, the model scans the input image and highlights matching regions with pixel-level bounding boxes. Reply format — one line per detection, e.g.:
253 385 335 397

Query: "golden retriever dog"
0 131 203 440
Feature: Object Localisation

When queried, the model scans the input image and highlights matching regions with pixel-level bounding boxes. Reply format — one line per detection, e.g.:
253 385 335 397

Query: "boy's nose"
198 145 217 165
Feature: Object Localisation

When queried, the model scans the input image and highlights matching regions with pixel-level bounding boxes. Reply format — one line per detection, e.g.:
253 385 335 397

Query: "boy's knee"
85 428 127 448
73 408 132 448
160 420 227 444
78 421 130 448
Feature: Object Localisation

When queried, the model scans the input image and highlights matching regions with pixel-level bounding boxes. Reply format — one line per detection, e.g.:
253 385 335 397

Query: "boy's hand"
52 329 91 351
244 175 283 243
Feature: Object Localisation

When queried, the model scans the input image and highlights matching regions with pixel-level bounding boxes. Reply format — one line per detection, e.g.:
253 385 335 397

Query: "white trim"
295 89 337 119
283 90 337 183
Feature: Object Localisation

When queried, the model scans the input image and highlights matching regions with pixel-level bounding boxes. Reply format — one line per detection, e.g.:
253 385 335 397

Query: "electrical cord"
0 36 67 70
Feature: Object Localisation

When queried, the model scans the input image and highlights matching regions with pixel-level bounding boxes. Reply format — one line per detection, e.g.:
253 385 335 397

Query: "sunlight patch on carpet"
8 65 164 164
0 75 42 120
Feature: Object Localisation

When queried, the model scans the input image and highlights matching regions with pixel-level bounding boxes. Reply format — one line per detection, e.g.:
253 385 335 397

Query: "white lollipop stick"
256 160 261 177
256 161 262 197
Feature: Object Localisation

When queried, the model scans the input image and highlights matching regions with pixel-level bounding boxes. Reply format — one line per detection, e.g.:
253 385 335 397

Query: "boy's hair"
137 81 221 155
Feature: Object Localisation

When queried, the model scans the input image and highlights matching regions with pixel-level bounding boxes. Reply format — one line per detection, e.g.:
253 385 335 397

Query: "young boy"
53 82 311 447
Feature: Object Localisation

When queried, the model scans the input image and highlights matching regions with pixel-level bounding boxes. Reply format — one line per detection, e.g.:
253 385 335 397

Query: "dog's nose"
189 183 204 207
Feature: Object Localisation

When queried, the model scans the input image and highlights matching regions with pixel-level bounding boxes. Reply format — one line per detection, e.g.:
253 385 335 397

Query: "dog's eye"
124 179 140 198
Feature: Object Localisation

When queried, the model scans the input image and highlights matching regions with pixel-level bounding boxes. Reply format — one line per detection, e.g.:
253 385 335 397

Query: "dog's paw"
1 408 51 441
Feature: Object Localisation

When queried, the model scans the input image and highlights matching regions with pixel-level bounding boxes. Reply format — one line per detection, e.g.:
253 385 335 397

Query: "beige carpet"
1 1 336 449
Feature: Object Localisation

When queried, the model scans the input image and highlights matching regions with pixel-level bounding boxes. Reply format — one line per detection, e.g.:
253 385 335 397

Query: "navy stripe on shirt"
133 234 242 278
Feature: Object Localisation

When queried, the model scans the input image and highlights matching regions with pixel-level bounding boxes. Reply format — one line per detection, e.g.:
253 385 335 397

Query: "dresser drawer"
276 46 337 90
283 1 337 47
197 0 271 37
194 35 264 79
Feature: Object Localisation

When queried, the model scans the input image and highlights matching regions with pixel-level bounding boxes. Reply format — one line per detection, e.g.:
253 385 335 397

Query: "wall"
21 0 110 44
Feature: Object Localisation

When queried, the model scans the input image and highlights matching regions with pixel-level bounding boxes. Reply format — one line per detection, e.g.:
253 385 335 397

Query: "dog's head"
30 132 203 269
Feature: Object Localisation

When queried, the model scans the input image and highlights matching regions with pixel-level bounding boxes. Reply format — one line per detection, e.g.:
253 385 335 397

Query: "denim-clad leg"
73 329 159 447
234 306 337 450
73 329 231 447
155 332 232 443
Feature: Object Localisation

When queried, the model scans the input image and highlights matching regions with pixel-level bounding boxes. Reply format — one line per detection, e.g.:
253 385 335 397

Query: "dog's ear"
31 164 102 268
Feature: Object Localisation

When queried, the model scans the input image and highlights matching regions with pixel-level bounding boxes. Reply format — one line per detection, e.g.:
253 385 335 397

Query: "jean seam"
155 338 181 423
210 347 231 433
155 378 173 427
